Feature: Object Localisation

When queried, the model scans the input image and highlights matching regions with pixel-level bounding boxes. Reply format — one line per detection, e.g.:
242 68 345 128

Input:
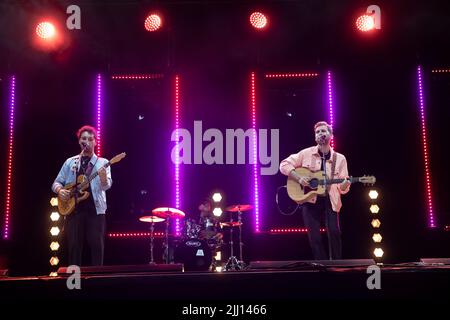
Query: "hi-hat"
152 207 186 218
139 215 165 223
225 204 253 212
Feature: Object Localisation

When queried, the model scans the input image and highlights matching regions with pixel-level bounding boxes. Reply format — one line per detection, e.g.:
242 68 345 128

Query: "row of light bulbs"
369 190 383 261
49 197 60 276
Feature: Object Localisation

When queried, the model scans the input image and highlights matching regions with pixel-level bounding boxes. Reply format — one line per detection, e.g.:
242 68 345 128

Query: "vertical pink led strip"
96 74 102 157
3 76 16 239
251 72 260 232
174 75 181 235
327 71 335 149
417 66 436 228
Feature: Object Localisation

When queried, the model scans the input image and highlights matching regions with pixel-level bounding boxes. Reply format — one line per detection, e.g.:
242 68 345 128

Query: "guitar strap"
327 152 337 194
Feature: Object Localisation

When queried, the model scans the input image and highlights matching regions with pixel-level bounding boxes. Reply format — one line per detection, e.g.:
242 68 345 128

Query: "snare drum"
174 238 212 271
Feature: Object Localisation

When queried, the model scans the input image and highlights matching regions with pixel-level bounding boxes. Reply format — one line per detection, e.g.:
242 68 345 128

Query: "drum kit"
138 203 253 271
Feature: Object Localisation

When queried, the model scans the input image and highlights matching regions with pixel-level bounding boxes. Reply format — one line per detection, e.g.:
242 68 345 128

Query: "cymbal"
225 204 253 212
220 221 242 227
139 215 165 223
152 207 186 218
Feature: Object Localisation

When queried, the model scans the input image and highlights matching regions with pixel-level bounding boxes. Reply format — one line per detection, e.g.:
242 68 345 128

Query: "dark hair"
200 198 213 208
76 125 97 140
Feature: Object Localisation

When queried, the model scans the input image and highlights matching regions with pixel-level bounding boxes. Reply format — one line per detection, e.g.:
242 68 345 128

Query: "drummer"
198 198 223 242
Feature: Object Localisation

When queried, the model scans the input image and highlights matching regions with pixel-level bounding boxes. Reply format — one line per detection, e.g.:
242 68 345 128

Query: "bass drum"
174 238 212 271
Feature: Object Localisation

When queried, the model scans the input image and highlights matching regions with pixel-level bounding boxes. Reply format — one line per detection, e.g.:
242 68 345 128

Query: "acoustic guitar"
57 152 126 215
287 167 376 204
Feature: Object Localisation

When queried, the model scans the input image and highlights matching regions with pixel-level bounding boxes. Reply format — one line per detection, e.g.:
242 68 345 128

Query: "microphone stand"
74 144 88 214
321 146 333 261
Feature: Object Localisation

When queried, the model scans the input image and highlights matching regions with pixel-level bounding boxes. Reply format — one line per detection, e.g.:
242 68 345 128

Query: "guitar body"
58 175 90 216
287 167 327 204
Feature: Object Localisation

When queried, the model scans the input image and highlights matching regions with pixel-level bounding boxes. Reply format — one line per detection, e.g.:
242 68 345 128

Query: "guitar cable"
275 185 300 216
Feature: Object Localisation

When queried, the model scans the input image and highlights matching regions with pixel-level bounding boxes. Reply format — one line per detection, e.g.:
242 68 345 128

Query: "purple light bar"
3 76 16 239
111 74 164 80
265 73 319 78
417 66 436 228
96 74 102 157
174 75 181 236
251 72 260 232
327 71 335 149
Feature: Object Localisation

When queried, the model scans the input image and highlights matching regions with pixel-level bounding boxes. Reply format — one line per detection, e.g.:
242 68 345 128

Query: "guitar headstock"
110 152 126 164
359 175 376 186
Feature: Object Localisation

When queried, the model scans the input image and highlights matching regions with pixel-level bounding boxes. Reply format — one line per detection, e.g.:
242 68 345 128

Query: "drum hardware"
139 215 165 264
223 204 252 271
152 207 186 264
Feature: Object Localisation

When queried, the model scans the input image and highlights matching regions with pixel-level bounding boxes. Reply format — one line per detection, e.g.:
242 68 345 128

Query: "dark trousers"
302 197 342 260
65 207 106 266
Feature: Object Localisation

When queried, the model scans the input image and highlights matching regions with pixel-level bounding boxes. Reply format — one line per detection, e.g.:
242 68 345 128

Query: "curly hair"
76 125 97 140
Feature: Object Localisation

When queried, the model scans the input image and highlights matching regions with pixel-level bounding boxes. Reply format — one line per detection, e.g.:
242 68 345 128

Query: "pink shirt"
279 146 350 212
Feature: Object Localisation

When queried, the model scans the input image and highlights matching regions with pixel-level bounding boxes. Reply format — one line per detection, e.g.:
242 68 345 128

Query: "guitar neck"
78 162 111 189
88 162 111 183
320 177 360 185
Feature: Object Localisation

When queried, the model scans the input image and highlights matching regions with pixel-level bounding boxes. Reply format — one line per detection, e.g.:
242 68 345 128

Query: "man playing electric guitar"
279 121 351 260
51 125 112 266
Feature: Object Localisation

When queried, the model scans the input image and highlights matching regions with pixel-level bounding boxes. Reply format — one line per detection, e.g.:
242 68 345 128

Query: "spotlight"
36 22 56 39
50 197 58 207
50 212 60 222
373 248 384 258
369 190 379 200
370 205 380 214
212 193 222 203
249 12 268 29
144 14 162 32
356 15 375 32
215 251 221 261
33 20 64 51
372 233 382 243
50 227 60 236
213 208 223 217
50 242 60 251
49 256 59 266
371 219 381 228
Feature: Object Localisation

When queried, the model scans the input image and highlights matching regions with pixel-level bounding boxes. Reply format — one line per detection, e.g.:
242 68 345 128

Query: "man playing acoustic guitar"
279 121 351 260
52 125 112 266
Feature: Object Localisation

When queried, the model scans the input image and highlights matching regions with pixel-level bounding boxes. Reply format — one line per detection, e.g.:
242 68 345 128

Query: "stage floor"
1 260 450 302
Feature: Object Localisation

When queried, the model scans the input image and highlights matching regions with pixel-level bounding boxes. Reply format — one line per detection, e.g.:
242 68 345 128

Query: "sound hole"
308 178 319 189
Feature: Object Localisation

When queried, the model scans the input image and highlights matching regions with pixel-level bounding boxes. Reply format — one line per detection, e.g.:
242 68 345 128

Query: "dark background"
0 0 449 275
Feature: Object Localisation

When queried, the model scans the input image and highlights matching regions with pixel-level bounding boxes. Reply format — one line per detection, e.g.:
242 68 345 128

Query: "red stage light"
144 14 162 32
249 12 268 29
36 22 56 39
356 15 375 32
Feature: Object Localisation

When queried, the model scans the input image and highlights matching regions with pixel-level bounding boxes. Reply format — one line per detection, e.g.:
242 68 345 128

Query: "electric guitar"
57 152 126 216
287 167 376 204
